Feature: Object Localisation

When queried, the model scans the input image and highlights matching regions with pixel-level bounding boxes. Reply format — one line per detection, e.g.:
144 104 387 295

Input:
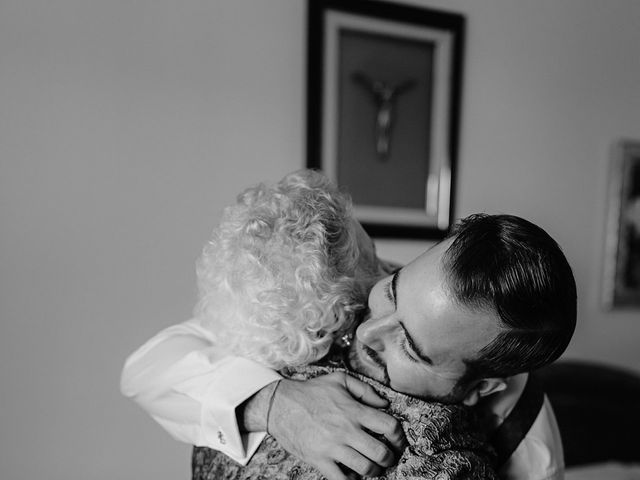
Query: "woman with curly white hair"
194 169 382 370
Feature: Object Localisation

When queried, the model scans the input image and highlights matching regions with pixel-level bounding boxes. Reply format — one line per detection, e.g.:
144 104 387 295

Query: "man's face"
348 239 501 403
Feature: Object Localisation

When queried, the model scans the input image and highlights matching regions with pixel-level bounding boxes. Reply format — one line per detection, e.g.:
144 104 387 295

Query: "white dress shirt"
121 318 564 479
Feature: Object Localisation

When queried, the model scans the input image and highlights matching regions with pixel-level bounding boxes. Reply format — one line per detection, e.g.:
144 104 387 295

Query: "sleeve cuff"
175 355 281 463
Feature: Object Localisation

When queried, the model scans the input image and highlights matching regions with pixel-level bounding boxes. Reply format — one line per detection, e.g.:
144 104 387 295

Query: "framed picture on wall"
602 140 640 308
306 0 465 238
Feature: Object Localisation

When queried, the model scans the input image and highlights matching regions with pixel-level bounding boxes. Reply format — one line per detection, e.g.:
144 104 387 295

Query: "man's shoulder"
499 395 565 480
481 373 564 480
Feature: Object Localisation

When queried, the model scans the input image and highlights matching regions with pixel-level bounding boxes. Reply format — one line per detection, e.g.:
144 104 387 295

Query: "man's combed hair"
442 214 577 382
194 170 371 369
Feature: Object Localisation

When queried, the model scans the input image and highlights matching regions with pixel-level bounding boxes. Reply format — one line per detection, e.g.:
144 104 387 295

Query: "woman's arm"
120 318 405 479
120 318 281 464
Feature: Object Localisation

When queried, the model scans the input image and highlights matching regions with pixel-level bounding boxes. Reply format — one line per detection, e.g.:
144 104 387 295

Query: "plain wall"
1 1 639 478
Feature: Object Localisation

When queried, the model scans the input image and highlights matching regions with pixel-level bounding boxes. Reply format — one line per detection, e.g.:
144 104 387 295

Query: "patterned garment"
192 357 497 480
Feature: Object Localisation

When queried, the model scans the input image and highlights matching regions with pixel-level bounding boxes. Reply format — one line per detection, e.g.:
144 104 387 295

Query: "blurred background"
1 0 639 478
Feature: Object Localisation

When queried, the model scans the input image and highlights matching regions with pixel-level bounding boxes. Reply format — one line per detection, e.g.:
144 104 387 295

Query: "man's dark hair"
442 214 577 383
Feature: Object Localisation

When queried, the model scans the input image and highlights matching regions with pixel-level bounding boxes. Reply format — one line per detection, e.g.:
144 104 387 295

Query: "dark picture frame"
306 0 465 238
603 140 640 308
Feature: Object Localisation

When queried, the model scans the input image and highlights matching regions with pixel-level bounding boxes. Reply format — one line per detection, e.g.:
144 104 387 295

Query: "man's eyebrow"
398 320 433 365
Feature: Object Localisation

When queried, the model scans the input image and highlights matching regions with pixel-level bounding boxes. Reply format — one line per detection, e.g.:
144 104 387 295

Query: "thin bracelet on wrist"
266 380 281 434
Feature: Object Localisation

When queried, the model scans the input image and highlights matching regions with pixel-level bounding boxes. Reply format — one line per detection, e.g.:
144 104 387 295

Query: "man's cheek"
387 365 405 391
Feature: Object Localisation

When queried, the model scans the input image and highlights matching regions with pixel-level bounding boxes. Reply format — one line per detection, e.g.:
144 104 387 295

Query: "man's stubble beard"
346 339 467 405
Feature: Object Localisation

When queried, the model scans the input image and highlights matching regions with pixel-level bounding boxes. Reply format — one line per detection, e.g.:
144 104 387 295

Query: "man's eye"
384 279 394 303
401 338 418 363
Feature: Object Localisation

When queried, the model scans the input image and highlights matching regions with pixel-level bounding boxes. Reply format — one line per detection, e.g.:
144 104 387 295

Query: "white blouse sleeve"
120 318 281 465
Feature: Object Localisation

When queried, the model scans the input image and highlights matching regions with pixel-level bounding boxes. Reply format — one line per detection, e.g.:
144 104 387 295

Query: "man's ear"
462 378 508 406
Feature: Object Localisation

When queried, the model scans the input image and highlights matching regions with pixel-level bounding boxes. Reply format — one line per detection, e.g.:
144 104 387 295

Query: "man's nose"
357 315 395 352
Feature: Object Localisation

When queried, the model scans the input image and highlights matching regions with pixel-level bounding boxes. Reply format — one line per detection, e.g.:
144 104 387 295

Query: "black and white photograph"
2 1 640 480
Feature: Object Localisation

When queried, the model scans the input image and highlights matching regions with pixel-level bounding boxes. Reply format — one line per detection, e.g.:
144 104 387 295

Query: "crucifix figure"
351 71 416 160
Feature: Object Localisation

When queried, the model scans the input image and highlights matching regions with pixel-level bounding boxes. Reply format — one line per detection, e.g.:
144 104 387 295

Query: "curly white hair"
194 170 377 369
